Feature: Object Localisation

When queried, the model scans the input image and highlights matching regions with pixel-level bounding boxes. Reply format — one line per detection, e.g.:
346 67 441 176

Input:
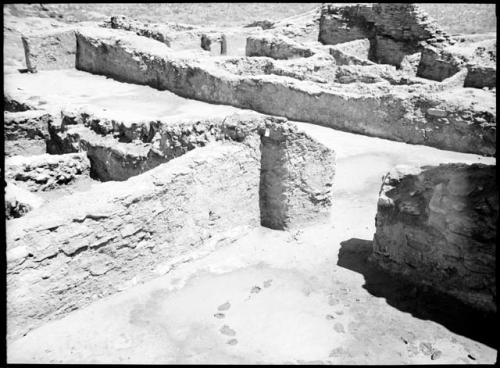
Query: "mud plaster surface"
7 120 495 364
4 69 246 121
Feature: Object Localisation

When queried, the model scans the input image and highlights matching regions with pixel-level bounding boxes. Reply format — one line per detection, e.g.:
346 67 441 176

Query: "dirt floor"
7 112 495 364
5 69 245 121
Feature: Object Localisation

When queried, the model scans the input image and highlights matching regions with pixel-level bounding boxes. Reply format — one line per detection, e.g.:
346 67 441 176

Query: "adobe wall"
22 28 77 72
260 123 335 230
7 113 336 341
7 142 261 341
4 110 52 156
319 3 454 67
417 39 496 88
373 163 497 313
74 27 496 156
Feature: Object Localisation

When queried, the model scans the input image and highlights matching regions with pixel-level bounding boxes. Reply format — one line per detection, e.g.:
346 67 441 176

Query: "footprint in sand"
328 295 340 306
329 346 348 358
221 325 238 345
217 302 231 311
220 325 236 336
213 302 231 319
250 286 262 294
333 322 345 333
263 279 273 288
214 303 238 346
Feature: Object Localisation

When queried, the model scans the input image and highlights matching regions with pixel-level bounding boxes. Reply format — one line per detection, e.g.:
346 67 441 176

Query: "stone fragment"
5 182 44 219
426 108 447 118
419 342 433 356
7 246 30 263
431 350 442 360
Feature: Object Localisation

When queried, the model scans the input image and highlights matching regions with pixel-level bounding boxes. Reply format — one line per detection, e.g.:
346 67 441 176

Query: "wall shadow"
337 238 497 349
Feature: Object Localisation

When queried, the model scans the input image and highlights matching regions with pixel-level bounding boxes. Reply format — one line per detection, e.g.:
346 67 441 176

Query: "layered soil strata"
373 163 497 313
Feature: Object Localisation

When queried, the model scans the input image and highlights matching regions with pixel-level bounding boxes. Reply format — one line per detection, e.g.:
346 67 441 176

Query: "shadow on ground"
337 238 497 349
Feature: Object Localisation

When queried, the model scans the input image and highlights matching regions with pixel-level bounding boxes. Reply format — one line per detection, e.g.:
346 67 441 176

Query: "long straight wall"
74 27 495 156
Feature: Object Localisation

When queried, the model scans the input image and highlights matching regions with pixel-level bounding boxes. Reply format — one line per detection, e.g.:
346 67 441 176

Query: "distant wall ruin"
319 3 454 67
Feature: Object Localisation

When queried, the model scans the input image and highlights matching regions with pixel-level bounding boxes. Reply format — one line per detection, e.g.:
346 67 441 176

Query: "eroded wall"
373 163 497 312
73 27 496 156
7 142 261 341
319 3 454 67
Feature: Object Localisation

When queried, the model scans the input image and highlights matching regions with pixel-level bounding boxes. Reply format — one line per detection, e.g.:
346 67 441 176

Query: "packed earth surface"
3 3 497 365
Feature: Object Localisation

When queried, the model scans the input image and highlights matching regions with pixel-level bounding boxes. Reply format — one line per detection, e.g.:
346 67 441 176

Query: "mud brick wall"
328 38 371 61
259 122 335 230
373 163 497 313
417 45 497 88
7 108 337 340
110 15 253 56
6 142 261 342
4 110 53 156
110 15 202 50
22 28 76 72
319 3 454 66
246 33 315 59
74 27 495 156
417 46 463 81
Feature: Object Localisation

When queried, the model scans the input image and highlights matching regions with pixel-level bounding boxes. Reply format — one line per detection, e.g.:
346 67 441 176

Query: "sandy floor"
4 69 247 121
6 98 496 363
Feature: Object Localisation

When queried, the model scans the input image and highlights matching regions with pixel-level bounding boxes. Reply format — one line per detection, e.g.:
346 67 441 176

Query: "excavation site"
3 3 497 364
